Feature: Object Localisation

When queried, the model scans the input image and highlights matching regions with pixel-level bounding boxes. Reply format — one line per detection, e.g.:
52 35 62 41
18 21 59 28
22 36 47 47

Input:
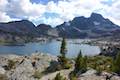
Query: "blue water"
0 40 101 57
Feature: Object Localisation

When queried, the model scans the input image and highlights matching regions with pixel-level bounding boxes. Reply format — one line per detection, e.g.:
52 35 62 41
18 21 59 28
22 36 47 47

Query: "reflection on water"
0 40 101 57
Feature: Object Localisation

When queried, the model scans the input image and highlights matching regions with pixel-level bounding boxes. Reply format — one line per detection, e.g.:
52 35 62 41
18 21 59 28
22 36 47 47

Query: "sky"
0 0 120 27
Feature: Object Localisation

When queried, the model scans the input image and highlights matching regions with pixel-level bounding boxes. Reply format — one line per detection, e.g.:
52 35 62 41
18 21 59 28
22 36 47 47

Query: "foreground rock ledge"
0 53 120 80
0 53 57 80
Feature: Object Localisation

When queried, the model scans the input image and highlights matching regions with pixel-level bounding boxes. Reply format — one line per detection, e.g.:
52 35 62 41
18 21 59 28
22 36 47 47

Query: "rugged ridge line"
0 13 120 40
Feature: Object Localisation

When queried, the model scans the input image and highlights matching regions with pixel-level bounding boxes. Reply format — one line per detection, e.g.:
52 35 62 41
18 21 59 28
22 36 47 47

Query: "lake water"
0 40 101 57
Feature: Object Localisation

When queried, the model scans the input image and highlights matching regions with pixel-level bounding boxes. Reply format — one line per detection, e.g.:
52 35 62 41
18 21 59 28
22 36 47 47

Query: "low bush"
112 53 120 74
87 56 113 72
54 73 67 80
58 56 72 70
0 74 8 80
64 63 72 69
69 72 77 80
33 70 43 79
6 60 16 70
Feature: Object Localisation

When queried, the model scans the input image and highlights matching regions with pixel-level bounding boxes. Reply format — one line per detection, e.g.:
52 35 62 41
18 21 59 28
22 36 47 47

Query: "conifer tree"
82 56 87 72
74 50 87 73
60 38 67 57
58 38 71 69
74 50 82 72
58 38 67 64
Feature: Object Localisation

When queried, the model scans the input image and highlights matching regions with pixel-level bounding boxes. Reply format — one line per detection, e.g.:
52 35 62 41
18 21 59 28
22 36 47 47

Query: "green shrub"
70 76 77 80
54 73 67 80
112 53 120 73
58 56 72 70
64 63 72 69
7 60 16 70
69 72 77 80
58 56 68 65
0 74 8 80
96 66 102 75
33 70 43 79
87 56 113 72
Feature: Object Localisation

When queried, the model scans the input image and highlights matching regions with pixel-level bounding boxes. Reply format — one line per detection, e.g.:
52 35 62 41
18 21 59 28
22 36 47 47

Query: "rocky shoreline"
0 53 120 80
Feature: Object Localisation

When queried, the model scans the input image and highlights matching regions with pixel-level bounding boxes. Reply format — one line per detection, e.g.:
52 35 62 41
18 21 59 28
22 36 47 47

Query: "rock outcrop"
0 53 120 80
0 53 57 80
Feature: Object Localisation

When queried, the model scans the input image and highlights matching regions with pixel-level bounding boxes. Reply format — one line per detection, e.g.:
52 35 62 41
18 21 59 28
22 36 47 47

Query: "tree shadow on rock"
43 60 61 74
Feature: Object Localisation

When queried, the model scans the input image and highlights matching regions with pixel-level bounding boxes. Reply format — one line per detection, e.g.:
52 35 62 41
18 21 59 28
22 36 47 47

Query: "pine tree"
58 38 71 69
82 56 87 72
74 50 87 73
58 38 67 65
74 50 82 73
60 38 67 57
112 52 120 74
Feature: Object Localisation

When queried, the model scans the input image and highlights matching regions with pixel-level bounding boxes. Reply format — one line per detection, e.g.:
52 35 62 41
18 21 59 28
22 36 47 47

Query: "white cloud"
45 17 64 27
0 0 20 22
0 0 120 27
0 11 11 22
30 16 64 27
0 0 8 11
0 11 20 22
100 0 120 26
7 0 46 18
0 0 9 22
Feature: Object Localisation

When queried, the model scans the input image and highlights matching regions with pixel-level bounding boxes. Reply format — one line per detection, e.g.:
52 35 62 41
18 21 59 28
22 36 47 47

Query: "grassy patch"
0 74 8 80
33 70 43 79
87 55 113 72
5 60 17 70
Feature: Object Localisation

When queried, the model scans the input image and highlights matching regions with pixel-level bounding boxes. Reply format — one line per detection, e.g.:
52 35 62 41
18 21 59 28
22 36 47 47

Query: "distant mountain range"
0 13 120 42
56 13 120 38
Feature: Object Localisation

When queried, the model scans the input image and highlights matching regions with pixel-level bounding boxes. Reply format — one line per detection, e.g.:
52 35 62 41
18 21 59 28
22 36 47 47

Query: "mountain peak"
90 13 103 17
21 20 30 22
17 20 34 24
90 13 104 21
7 20 32 24
55 13 120 38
